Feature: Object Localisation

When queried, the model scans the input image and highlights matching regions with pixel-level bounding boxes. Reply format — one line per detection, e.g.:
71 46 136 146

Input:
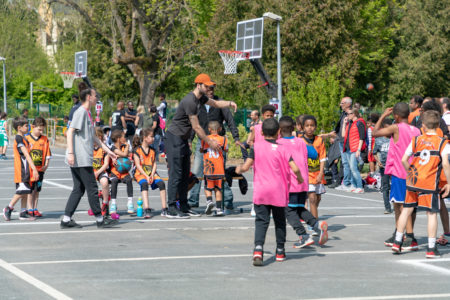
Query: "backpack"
159 116 166 130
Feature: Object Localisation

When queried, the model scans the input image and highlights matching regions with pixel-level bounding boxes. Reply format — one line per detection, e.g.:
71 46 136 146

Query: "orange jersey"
406 134 447 193
110 144 130 178
133 146 161 182
13 135 33 183
301 135 327 184
93 147 106 171
25 134 51 172
201 134 228 178
408 109 420 124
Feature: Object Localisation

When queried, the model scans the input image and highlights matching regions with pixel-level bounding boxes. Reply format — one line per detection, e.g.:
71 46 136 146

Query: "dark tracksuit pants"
65 167 101 217
254 204 286 249
165 131 191 212
285 192 318 236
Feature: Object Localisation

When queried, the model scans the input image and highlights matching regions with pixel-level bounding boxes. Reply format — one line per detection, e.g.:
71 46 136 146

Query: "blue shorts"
138 179 164 191
390 175 406 203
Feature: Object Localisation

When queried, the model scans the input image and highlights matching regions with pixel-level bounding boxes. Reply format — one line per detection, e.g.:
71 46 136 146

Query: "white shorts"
308 184 326 195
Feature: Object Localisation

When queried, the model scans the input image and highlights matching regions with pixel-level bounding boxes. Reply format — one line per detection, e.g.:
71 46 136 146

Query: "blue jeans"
339 142 351 186
153 134 161 162
188 141 234 208
343 151 363 189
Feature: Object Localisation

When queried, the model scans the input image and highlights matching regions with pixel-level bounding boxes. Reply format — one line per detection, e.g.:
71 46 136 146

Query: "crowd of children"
2 91 450 265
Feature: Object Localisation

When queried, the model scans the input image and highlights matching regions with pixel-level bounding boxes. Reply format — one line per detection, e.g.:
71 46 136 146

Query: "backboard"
236 17 264 60
74 50 87 78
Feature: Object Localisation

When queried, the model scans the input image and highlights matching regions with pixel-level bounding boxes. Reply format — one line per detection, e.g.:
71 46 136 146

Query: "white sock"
428 237 436 248
96 216 103 223
127 198 133 205
395 231 404 243
62 215 71 222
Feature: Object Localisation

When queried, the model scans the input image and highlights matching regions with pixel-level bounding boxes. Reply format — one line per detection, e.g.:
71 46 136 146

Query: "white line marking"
0 259 72 300
303 293 450 300
43 180 72 190
398 259 450 276
51 154 66 157
326 192 383 203
11 250 393 266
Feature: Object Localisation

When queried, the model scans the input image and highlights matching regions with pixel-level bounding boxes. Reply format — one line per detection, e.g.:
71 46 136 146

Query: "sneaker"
402 237 419 251
97 217 119 228
308 225 318 236
392 240 402 254
27 210 34 217
437 234 449 246
19 210 36 221
101 203 109 217
184 209 201 217
60 219 82 229
160 208 169 218
384 210 392 214
426 246 441 258
110 203 117 214
352 188 364 194
344 185 355 192
293 234 314 249
33 209 43 217
127 202 135 214
384 234 395 247
205 200 215 215
300 219 306 224
87 209 94 216
316 221 329 245
214 208 224 216
250 204 256 217
166 208 190 219
328 181 339 189
253 248 263 266
3 206 13 221
275 248 286 262
144 208 152 219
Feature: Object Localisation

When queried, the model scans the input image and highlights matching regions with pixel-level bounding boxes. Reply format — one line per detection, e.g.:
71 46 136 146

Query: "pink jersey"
277 136 309 192
254 123 264 143
253 139 291 207
385 122 420 179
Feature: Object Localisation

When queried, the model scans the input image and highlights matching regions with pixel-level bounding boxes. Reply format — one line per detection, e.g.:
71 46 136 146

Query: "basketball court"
0 148 450 300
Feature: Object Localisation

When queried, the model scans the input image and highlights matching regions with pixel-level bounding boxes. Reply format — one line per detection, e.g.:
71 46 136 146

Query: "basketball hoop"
60 72 77 89
218 50 249 74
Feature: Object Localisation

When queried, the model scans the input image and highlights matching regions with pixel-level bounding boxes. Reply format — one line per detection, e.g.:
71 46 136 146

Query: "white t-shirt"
442 112 450 126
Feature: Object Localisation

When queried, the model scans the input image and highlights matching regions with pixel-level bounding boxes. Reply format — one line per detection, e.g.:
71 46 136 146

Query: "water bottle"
137 197 143 217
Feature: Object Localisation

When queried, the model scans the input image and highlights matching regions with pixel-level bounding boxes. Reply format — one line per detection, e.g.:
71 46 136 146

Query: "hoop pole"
276 20 282 118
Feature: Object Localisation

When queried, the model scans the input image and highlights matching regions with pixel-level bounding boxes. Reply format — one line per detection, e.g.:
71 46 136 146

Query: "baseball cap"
194 73 215 86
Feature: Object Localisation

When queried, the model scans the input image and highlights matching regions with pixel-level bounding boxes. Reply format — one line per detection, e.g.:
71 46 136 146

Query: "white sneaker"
345 185 356 192
250 204 256 217
335 185 346 191
352 188 364 194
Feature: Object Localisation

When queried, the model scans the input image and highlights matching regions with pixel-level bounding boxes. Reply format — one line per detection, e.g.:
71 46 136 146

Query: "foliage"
285 67 345 132
226 124 248 159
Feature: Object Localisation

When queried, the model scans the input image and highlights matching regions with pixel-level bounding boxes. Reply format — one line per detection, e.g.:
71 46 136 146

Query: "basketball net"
60 72 76 89
218 50 249 74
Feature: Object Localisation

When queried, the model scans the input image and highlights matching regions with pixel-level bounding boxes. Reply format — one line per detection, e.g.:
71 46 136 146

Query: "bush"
226 124 247 159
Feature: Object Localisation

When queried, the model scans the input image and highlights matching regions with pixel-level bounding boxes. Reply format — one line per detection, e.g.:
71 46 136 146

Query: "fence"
7 117 59 146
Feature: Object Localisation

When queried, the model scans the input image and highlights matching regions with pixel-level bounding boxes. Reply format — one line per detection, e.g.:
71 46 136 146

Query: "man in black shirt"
124 101 137 142
109 101 126 133
165 73 238 218
188 85 242 211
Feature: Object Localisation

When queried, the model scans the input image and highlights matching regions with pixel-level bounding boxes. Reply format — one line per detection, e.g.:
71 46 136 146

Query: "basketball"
366 83 374 91
116 157 132 174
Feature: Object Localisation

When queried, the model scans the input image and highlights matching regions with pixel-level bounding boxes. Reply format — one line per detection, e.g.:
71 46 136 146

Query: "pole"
276 20 282 118
30 82 33 108
2 60 6 114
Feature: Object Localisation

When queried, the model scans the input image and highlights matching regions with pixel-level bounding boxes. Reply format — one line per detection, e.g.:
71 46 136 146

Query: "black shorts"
31 172 45 192
15 182 32 195
288 192 307 207
96 171 109 182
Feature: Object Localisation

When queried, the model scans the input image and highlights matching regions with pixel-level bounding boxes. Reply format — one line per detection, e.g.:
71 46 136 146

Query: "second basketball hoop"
218 50 249 74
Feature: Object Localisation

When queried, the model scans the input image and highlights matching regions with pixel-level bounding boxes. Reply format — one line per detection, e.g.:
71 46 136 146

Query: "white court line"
0 259 72 300
0 224 373 237
398 258 450 276
326 192 383 203
43 180 72 190
303 293 450 300
12 250 393 266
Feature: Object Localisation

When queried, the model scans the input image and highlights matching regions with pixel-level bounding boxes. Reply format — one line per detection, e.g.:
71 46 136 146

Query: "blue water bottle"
137 197 143 217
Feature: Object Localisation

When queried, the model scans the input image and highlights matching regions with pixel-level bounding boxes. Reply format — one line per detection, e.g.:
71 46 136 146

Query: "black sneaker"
426 246 441 258
276 248 286 262
184 209 200 217
60 219 82 229
19 210 36 221
384 235 395 247
402 236 419 251
3 206 13 221
166 208 190 219
97 217 118 228
144 208 152 219
328 181 339 188
205 200 215 215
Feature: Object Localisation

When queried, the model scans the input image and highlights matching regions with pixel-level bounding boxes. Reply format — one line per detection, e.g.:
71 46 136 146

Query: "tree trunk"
129 64 160 108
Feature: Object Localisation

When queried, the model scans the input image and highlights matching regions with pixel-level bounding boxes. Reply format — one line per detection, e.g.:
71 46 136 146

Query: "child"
372 118 392 214
367 113 380 175
92 127 111 216
393 110 450 258
200 121 228 216
277 116 328 248
25 117 52 217
246 104 276 146
235 118 303 266
3 117 39 221
301 115 327 219
0 112 8 159
373 103 421 250
109 129 134 214
132 128 168 219
295 114 305 137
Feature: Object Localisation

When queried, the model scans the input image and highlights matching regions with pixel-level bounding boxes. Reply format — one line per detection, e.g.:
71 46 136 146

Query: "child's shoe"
110 203 117 214
87 209 94 216
392 240 402 254
3 206 12 221
214 208 224 216
275 248 286 262
253 247 263 266
205 200 215 215
293 234 314 249
33 209 43 217
426 246 441 258
160 208 169 218
19 210 35 221
144 208 152 219
127 202 135 214
315 221 328 245
250 204 256 217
